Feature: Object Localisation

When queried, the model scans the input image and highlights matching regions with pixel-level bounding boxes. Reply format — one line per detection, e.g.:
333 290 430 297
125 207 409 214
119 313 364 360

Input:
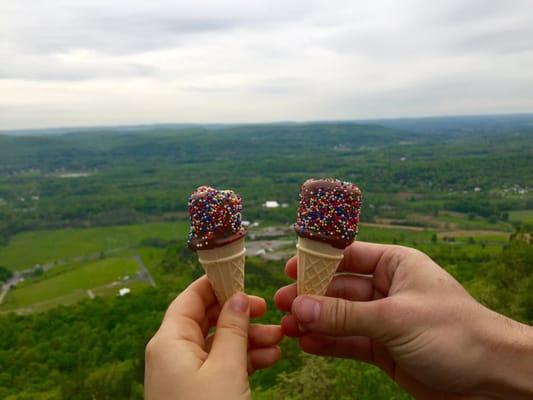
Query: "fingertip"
249 295 267 318
229 292 249 314
274 284 297 312
285 256 297 279
248 346 282 374
281 314 302 337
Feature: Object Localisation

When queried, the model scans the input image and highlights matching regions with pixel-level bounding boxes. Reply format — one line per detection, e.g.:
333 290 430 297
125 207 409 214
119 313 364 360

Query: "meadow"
0 221 188 271
1 257 144 311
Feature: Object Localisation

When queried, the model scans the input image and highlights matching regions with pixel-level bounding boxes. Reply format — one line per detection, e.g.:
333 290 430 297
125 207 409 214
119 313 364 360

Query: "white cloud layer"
1 0 532 129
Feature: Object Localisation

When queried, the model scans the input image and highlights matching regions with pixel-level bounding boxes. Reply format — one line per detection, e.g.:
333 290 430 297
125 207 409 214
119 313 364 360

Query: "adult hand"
145 276 282 400
275 242 533 400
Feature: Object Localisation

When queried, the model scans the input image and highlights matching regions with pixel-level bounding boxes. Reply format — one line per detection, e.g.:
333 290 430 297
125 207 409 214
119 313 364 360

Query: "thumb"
207 292 250 369
292 295 390 339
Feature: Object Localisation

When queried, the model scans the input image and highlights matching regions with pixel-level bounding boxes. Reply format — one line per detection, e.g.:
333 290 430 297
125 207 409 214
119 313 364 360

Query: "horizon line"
1 111 533 134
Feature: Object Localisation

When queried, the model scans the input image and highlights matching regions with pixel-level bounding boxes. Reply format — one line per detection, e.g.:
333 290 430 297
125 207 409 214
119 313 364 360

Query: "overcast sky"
1 0 532 130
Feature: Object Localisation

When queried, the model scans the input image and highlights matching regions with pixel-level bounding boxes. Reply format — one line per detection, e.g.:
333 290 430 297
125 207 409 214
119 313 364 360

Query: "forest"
0 115 532 399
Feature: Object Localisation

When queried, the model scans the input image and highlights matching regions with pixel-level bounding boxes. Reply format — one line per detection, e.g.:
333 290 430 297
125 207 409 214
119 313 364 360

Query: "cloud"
0 0 532 129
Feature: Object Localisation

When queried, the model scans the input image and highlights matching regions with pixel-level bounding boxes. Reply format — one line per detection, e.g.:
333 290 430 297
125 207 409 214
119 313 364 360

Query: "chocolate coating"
294 178 362 249
187 186 247 251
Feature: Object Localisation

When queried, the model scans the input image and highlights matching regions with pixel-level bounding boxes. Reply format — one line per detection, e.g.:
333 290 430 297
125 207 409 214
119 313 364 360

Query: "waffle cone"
296 237 344 296
197 238 246 304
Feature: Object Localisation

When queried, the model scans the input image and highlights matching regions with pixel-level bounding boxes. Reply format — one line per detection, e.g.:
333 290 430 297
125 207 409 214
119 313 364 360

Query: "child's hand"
145 276 282 400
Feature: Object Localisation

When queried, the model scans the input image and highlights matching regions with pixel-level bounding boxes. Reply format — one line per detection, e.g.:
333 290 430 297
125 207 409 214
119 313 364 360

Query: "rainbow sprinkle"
295 178 362 248
188 186 245 250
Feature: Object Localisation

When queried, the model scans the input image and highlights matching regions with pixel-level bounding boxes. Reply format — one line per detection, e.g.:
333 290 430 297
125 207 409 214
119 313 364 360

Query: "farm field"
1 257 144 312
0 221 188 271
509 209 533 224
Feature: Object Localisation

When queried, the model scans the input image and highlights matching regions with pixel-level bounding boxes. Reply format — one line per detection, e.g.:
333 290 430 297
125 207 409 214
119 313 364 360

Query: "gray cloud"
0 0 317 55
0 0 532 129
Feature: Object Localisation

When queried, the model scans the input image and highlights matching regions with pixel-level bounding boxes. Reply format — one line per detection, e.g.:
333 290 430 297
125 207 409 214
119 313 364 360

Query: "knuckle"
380 245 427 269
218 320 248 340
387 246 410 263
145 336 162 361
329 298 350 332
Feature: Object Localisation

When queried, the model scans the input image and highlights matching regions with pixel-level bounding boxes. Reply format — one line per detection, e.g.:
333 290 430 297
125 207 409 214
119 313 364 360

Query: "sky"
1 0 532 130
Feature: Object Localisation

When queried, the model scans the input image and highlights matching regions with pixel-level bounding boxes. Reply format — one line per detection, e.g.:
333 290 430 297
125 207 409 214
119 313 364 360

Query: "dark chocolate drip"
188 229 246 251
293 225 355 249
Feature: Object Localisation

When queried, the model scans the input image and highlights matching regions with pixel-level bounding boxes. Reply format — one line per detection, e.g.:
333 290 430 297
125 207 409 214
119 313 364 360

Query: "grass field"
0 216 517 314
0 221 188 271
509 209 533 224
1 257 141 310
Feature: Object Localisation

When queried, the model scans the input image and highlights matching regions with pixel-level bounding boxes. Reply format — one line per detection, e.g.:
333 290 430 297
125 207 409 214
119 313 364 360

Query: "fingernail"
294 297 320 323
230 292 249 313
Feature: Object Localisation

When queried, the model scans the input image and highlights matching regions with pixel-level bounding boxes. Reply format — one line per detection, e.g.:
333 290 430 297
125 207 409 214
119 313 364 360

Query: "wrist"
478 309 533 399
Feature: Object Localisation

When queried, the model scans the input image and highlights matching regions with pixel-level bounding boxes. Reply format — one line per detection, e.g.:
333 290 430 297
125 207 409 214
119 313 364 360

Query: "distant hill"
363 113 533 135
2 113 532 137
0 123 230 136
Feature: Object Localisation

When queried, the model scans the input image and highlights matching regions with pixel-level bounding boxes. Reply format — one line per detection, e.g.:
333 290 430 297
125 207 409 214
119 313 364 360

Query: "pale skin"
145 242 533 400
144 276 282 400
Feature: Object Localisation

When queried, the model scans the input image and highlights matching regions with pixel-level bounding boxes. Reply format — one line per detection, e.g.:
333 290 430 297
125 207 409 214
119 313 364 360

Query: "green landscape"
0 115 532 399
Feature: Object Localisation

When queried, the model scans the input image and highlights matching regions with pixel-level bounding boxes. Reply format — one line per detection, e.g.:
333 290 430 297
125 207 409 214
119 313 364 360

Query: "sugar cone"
296 237 344 296
197 238 246 304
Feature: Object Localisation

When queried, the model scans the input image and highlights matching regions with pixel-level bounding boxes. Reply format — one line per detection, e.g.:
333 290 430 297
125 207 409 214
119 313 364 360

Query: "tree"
0 266 13 283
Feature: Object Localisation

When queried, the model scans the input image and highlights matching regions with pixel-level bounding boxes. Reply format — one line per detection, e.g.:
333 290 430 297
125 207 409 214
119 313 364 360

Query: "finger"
286 242 396 278
203 295 267 335
285 256 297 280
275 275 374 312
292 295 393 339
205 324 283 352
249 324 283 348
338 241 397 274
299 334 373 363
158 275 217 345
206 292 250 369
280 314 302 337
247 346 281 374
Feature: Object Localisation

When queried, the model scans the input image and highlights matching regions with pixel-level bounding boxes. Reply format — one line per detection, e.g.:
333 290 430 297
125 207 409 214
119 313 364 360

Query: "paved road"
0 274 20 304
134 255 157 287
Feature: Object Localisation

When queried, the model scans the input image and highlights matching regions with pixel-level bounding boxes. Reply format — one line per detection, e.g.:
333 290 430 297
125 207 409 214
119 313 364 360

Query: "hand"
275 241 533 399
145 276 282 400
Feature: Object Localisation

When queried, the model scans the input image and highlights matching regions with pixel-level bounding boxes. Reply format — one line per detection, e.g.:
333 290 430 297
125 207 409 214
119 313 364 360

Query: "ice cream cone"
296 236 344 296
293 178 362 296
188 185 247 305
197 238 246 304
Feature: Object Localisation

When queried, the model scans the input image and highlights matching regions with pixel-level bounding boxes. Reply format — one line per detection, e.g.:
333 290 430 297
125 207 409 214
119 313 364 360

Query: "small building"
118 288 131 296
264 201 280 208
